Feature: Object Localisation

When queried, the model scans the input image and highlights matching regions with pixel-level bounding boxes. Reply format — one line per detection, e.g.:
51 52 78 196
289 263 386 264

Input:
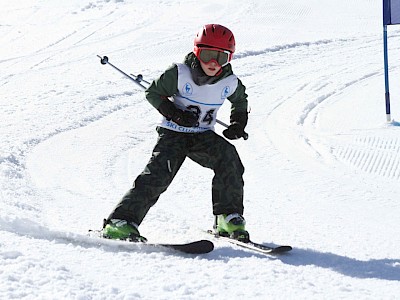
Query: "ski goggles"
195 47 232 67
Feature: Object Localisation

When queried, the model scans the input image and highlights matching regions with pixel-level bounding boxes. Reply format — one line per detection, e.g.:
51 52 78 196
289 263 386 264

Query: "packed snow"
1 0 400 299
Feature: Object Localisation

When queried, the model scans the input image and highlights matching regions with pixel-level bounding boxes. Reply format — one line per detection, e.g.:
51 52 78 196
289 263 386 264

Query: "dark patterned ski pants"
107 127 244 225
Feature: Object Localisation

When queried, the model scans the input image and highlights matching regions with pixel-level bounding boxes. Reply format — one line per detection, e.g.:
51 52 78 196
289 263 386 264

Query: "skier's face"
200 60 222 76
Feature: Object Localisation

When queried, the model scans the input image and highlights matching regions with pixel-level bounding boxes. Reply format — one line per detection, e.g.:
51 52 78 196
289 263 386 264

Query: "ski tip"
271 245 292 254
191 239 215 253
202 239 214 249
159 239 214 254
179 240 214 254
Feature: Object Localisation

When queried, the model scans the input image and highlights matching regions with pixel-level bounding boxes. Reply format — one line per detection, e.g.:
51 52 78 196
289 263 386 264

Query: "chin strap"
215 68 223 76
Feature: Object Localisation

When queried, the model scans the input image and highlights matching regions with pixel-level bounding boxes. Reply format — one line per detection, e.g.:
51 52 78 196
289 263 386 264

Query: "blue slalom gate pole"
383 25 392 122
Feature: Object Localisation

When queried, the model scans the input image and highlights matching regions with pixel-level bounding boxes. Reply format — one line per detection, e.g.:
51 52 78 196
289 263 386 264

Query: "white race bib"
159 64 238 133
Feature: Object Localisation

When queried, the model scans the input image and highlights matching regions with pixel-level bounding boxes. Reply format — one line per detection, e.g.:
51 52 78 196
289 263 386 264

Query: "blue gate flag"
384 0 400 25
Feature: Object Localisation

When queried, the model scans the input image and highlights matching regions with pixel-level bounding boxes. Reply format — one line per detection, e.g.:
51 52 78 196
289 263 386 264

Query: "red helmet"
194 24 235 62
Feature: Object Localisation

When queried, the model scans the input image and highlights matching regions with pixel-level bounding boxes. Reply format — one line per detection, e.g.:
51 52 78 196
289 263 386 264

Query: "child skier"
103 24 249 242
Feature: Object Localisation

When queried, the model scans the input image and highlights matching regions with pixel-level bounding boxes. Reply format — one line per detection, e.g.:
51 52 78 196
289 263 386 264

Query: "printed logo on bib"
221 86 230 99
183 83 193 96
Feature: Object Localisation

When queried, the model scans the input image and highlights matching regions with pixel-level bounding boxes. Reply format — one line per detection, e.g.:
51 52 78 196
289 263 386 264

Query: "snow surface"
1 0 400 299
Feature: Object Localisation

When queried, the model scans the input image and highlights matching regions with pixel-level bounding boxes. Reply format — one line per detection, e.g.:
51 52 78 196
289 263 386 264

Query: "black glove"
157 100 198 127
223 111 248 140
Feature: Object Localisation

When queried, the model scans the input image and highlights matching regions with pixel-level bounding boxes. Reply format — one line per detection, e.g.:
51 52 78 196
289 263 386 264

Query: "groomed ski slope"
1 0 400 299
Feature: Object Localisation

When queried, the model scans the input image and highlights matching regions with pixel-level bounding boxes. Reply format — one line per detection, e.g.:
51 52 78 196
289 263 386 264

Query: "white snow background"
1 0 400 299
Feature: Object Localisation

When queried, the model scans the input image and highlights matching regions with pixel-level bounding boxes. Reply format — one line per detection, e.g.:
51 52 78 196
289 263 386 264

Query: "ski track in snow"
1 0 400 299
257 33 400 180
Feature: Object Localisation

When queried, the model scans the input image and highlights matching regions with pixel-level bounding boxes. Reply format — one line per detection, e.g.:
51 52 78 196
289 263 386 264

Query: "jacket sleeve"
145 64 178 109
227 78 248 114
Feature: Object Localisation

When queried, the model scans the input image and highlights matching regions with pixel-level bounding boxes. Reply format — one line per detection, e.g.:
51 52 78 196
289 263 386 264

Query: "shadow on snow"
280 247 400 281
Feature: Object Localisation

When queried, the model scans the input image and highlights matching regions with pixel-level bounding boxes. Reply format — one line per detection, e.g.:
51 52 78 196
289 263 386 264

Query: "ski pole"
97 55 248 140
97 55 149 89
